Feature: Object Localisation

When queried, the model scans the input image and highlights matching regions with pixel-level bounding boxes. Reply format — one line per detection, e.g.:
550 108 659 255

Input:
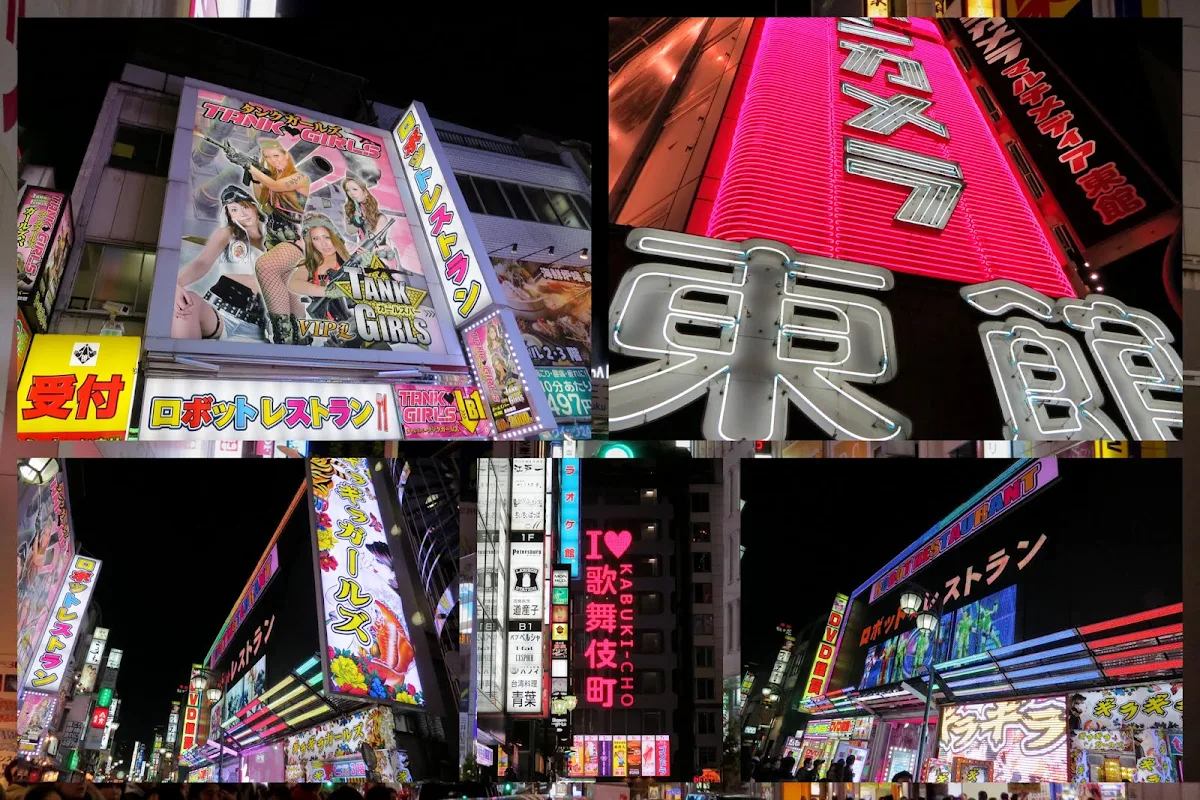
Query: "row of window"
454 172 592 231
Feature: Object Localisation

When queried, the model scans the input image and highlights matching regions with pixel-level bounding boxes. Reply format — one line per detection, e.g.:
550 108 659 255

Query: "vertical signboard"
16 187 74 333
462 309 544 439
559 459 581 578
507 459 547 715
550 566 572 746
58 695 93 750
311 458 425 706
166 701 180 746
24 555 102 693
801 594 849 700
78 632 107 693
181 664 203 753
580 528 636 709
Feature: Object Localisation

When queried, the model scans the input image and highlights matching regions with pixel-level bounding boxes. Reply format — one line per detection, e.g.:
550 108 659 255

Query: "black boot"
268 312 295 344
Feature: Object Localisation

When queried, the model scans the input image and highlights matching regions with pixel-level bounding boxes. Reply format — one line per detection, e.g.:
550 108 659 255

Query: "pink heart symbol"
604 529 632 560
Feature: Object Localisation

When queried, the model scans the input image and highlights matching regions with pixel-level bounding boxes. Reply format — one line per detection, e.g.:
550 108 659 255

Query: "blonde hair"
256 141 303 214
302 225 351 281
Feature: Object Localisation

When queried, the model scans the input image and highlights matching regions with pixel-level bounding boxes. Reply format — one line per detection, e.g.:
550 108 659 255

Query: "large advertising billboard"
579 528 637 710
16 474 74 688
310 458 425 706
394 382 491 439
17 187 74 334
494 259 591 368
568 735 671 778
25 555 102 693
463 309 540 437
938 697 1068 781
174 86 451 354
16 335 141 441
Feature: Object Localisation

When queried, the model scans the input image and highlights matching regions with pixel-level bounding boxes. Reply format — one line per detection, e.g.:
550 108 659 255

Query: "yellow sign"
1095 441 1129 458
16 335 140 441
551 623 568 641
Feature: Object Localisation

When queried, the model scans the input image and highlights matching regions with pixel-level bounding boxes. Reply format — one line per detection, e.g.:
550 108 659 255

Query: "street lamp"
17 458 59 485
206 685 225 781
896 582 943 781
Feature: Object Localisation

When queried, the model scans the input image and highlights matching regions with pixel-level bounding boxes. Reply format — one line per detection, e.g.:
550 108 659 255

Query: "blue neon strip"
946 673 1010 689
1003 657 1096 680
940 664 998 680
934 652 993 671
996 643 1086 668
850 459 1035 601
1011 670 1101 690
951 684 1012 696
990 628 1078 658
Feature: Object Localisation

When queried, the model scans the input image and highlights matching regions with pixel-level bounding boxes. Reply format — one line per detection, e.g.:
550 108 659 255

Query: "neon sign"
25 555 102 693
609 229 1180 441
580 529 635 708
697 17 1072 297
939 697 1068 781
802 594 849 700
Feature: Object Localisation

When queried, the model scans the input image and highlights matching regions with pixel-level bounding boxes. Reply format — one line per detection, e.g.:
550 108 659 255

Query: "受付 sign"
17 335 140 441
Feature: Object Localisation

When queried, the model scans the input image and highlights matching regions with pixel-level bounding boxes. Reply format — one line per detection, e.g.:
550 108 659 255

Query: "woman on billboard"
172 185 271 341
341 175 407 275
247 138 313 345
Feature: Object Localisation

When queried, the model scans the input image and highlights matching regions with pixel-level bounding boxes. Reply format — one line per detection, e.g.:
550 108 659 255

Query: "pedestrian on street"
844 754 857 781
779 756 797 778
795 757 814 781
811 759 826 782
826 759 845 782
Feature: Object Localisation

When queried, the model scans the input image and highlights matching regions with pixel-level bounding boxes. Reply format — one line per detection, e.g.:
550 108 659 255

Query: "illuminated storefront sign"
166 701 181 745
580 528 636 709
312 458 425 706
869 458 1057 602
394 382 491 439
569 735 671 778
286 707 397 779
511 458 546 531
494 258 592 368
140 378 399 440
539 367 592 423
17 187 74 334
610 228 1181 441
207 545 279 670
463 309 543 439
802 594 849 699
507 458 546 715
16 335 140 441
393 102 495 325
181 664 204 752
475 741 494 767
559 459 581 577
805 716 875 741
768 637 795 686
90 707 109 729
550 567 572 746
938 697 1068 781
1070 684 1183 731
25 555 102 693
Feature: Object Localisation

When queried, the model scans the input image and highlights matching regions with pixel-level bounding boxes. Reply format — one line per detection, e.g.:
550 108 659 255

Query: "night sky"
18 13 599 194
62 459 307 759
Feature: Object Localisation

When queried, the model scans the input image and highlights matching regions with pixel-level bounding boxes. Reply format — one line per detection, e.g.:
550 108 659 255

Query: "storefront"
240 742 286 783
284 706 404 783
867 715 925 782
1068 684 1183 782
797 716 874 780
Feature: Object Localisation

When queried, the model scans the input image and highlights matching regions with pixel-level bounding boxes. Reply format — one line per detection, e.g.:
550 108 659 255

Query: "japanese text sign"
580 528 636 709
285 706 393 763
1071 684 1182 731
17 335 140 441
25 555 102 693
181 663 203 752
494 258 592 367
506 629 544 715
559 459 581 577
463 310 541 438
17 188 74 334
869 458 1058 602
802 593 849 700
569 734 671 778
140 378 399 440
539 367 592 422
207 545 279 670
394 102 495 325
511 458 546 531
394 383 491 439
509 541 545 621
311 458 425 706
939 697 1068 781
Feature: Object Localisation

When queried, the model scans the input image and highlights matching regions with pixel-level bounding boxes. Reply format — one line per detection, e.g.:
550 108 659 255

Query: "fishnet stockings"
254 242 305 314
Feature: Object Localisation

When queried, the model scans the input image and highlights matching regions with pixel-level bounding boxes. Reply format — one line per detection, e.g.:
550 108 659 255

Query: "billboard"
938 697 1068 781
507 458 546 715
139 378 399 440
16 474 74 688
58 695 93 750
166 701 181 745
539 367 592 423
393 102 496 326
25 555 101 693
174 85 452 355
569 735 671 778
16 335 141 441
284 706 395 767
801 594 849 700
463 309 540 437
579 528 637 709
17 187 74 333
558 459 581 577
207 545 279 670
493 259 591 368
223 655 266 718
510 458 546 531
394 382 491 439
311 458 424 705
1070 683 1183 731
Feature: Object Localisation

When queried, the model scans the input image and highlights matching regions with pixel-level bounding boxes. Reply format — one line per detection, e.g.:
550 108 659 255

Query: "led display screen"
938 697 1068 782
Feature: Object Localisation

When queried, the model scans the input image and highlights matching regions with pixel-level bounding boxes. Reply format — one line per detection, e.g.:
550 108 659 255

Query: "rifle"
196 132 260 186
307 215 397 321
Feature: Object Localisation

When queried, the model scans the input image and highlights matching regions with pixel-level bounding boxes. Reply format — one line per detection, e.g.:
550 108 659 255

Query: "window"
693 583 713 604
2 674 16 692
498 181 538 221
523 186 564 226
728 468 736 518
454 174 486 215
693 552 712 573
638 670 665 694
696 678 715 700
696 646 714 667
69 243 157 315
635 631 664 654
691 492 710 512
694 614 714 635
546 189 586 228
633 556 662 577
109 125 172 176
471 176 516 218
637 522 660 541
637 592 664 615
641 488 658 503
643 710 664 734
571 193 593 225
691 524 710 543
698 746 719 767
735 597 741 649
727 603 734 653
697 711 718 735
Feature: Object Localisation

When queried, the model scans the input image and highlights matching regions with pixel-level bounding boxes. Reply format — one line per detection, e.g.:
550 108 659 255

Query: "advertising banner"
17 474 74 688
15 312 32 381
559 459 581 577
223 655 266 719
176 86 451 354
394 382 491 439
58 695 93 750
511 458 546 531
25 555 102 693
393 102 495 326
567 735 672 777
1070 683 1183 731
181 664 204 753
16 335 141 441
508 542 545 621
311 458 424 705
475 741 494 767
463 310 539 437
285 706 395 765
207 545 279 670
801 594 849 700
539 367 592 423
494 259 591 367
17 187 74 333
949 18 1177 256
939 697 1067 781
140 378 399 440
506 630 543 715
167 702 181 745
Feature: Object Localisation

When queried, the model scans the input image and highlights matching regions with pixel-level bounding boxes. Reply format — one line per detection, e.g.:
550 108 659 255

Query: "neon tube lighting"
934 652 994 672
989 628 1078 658
1087 623 1183 650
1011 670 1101 690
1077 603 1183 634
939 664 999 680
1003 657 1096 680
1103 658 1183 678
995 642 1086 668
1094 642 1183 662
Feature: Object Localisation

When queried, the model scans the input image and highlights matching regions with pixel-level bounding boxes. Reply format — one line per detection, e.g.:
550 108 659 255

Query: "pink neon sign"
581 529 635 708
693 17 1074 298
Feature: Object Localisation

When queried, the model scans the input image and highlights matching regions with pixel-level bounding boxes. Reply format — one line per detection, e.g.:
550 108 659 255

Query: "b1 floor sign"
608 227 1182 441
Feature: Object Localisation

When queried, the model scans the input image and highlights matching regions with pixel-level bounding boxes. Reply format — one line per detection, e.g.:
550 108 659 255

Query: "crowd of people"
1 777 405 800
750 754 910 782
